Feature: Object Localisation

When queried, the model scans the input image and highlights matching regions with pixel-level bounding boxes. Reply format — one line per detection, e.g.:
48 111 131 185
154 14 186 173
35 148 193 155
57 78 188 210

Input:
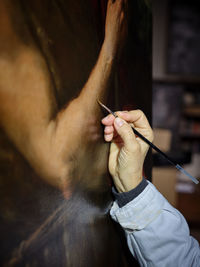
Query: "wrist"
123 176 143 192
101 41 117 63
114 174 143 193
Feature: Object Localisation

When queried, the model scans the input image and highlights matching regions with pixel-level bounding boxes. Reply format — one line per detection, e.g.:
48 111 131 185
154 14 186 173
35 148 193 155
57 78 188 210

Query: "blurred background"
152 0 200 241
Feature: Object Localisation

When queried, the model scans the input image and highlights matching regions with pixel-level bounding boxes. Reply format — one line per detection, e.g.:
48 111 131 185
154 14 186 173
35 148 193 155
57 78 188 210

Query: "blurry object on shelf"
168 0 200 75
180 118 200 138
183 92 195 106
180 86 200 145
176 182 195 194
183 86 200 107
153 128 172 153
183 106 200 118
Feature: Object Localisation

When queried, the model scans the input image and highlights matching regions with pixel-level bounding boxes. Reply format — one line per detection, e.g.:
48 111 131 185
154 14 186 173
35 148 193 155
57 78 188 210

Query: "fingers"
104 125 114 142
101 114 115 126
116 110 154 142
101 109 153 144
114 117 138 152
105 132 113 142
102 114 115 141
116 110 148 128
104 125 114 134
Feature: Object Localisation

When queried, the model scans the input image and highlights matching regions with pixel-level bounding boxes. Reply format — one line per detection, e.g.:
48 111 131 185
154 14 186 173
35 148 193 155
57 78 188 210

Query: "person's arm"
102 111 200 266
0 0 127 190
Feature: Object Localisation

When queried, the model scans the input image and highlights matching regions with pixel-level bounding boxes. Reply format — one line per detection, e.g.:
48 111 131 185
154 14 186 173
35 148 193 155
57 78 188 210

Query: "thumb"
114 117 137 152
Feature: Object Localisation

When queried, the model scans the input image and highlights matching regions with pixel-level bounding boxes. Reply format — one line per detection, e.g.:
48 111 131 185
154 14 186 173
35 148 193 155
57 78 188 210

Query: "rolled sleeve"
112 177 148 208
110 181 200 267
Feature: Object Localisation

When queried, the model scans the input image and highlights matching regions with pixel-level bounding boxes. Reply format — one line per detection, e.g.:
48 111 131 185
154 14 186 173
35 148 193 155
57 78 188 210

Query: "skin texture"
0 0 127 194
102 110 154 192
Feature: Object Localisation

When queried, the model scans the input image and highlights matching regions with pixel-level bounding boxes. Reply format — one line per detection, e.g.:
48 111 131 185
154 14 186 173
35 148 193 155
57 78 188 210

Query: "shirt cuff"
112 177 148 208
110 181 166 232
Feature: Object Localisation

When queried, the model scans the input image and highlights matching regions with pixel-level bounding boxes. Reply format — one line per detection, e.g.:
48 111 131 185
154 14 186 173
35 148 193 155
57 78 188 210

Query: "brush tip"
97 99 103 107
97 100 117 118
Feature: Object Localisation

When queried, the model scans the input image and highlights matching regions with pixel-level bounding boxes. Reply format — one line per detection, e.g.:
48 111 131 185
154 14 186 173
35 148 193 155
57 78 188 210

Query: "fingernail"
101 116 109 122
115 117 124 127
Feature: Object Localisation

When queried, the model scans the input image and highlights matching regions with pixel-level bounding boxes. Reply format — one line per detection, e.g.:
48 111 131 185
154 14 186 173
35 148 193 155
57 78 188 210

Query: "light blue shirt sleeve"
110 181 200 267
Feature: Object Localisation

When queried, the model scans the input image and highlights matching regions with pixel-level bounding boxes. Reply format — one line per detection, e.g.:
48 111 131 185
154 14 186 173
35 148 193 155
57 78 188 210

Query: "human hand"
103 0 128 58
102 110 153 192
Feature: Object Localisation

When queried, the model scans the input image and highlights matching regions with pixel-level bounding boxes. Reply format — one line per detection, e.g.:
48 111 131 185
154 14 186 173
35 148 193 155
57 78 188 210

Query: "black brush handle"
132 127 177 167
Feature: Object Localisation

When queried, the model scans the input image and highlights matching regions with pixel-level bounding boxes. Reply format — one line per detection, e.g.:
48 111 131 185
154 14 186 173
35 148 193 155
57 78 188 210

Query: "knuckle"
129 109 144 118
136 109 145 118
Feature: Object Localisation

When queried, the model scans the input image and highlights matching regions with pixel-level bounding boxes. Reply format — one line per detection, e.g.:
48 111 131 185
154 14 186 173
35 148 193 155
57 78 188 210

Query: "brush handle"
132 126 199 184
131 126 176 166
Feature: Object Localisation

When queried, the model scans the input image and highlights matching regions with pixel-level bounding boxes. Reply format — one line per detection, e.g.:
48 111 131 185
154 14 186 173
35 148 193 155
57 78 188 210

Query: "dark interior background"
153 0 200 242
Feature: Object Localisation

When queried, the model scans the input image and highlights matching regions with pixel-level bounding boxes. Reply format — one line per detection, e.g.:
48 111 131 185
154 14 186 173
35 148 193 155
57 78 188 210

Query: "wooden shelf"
183 106 200 118
181 134 200 140
154 75 200 85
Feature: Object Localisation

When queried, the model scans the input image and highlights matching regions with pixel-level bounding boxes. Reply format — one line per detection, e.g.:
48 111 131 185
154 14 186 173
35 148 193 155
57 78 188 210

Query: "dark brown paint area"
0 0 151 266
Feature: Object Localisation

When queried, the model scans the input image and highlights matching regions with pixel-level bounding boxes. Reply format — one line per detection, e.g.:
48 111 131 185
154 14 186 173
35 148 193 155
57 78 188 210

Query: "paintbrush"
98 100 199 184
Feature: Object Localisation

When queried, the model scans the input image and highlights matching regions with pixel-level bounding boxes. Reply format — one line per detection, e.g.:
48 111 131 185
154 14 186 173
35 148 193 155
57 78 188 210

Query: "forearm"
53 42 115 154
44 43 116 188
110 182 200 266
79 43 115 104
0 40 115 190
0 0 125 190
